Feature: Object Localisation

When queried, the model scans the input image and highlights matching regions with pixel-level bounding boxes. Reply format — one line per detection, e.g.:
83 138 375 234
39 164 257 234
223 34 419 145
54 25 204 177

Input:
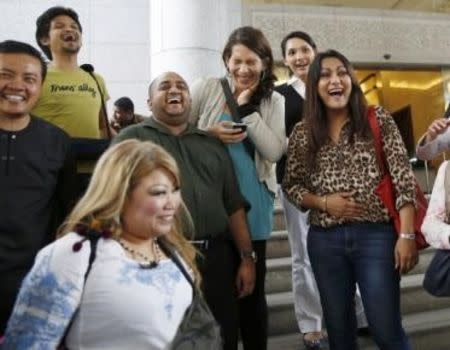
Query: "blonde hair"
60 139 200 285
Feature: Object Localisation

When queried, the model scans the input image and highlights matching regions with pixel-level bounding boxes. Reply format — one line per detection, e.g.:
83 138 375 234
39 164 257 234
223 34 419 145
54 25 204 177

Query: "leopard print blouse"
282 106 416 227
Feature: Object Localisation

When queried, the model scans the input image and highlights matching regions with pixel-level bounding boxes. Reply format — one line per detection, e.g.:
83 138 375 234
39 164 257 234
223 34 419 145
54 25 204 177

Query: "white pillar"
149 0 242 85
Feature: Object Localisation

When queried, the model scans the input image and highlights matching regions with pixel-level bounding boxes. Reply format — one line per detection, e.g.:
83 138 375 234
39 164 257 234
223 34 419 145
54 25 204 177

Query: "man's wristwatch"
240 250 257 262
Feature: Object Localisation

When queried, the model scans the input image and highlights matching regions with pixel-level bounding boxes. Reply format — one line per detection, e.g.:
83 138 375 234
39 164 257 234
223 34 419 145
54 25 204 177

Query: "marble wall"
245 4 450 66
2 1 450 115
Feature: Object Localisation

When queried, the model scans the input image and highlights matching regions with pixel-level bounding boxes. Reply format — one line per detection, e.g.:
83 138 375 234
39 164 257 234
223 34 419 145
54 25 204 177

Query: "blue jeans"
307 222 411 350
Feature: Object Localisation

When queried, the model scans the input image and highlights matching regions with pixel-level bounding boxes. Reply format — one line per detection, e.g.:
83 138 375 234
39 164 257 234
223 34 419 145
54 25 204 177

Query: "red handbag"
367 107 429 250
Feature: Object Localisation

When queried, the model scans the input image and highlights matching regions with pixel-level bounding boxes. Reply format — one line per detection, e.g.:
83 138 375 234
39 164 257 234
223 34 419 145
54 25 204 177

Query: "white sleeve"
3 233 91 350
416 129 450 160
421 162 450 249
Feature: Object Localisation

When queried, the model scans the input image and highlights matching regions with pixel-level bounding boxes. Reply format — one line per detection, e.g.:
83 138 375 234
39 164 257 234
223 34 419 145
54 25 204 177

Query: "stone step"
266 202 450 349
265 247 437 294
272 205 286 232
266 229 290 259
267 307 450 349
265 256 292 294
266 273 450 336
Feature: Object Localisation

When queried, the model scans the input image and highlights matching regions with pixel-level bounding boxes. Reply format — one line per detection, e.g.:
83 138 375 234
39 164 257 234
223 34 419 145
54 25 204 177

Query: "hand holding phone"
232 122 247 133
208 121 247 144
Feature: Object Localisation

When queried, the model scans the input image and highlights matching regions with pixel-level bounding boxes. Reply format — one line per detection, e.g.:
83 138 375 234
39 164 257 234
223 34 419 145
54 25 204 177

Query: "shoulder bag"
61 230 223 348
367 106 429 250
159 241 223 350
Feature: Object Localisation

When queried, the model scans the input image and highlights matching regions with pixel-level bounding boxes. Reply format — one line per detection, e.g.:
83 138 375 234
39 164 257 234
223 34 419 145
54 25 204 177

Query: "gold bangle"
321 196 327 212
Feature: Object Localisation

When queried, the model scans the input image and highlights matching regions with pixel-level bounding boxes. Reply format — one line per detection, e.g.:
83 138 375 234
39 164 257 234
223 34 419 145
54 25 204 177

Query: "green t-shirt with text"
32 67 109 139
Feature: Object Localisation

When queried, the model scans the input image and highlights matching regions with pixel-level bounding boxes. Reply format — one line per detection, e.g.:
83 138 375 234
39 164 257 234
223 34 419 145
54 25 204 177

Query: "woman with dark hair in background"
275 31 367 349
190 26 285 350
283 50 417 350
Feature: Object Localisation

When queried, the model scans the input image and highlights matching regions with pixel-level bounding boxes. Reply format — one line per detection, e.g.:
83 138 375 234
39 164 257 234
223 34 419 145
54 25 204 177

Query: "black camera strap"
80 64 111 139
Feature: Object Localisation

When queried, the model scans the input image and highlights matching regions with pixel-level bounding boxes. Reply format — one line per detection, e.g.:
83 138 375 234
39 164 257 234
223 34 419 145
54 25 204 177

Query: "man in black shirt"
0 40 76 334
113 71 255 350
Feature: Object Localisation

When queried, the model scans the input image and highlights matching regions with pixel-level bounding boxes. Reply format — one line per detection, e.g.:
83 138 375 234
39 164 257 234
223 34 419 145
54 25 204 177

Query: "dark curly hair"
222 26 276 105
114 97 134 113
35 6 82 60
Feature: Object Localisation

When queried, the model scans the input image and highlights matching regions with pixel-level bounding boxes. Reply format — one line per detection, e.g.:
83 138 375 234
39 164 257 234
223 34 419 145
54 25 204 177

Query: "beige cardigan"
190 76 286 194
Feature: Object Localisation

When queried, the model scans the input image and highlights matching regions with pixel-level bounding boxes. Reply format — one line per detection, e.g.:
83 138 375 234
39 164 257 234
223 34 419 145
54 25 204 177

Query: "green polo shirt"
112 118 247 239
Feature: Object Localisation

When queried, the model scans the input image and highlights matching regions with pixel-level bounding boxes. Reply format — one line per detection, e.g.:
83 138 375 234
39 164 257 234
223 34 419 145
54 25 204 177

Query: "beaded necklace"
118 238 162 269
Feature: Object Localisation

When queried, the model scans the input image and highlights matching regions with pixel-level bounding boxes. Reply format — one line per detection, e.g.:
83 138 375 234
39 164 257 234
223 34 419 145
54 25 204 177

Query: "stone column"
149 0 242 84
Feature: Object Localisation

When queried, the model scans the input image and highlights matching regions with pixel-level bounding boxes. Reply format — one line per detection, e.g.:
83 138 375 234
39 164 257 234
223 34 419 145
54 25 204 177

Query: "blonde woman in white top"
4 140 199 349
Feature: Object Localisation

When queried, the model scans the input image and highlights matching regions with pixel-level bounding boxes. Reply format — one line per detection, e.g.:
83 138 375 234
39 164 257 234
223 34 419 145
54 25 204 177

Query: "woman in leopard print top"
282 50 417 350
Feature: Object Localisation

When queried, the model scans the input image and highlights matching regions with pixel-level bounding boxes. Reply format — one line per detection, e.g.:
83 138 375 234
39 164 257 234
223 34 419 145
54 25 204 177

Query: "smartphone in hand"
232 122 247 132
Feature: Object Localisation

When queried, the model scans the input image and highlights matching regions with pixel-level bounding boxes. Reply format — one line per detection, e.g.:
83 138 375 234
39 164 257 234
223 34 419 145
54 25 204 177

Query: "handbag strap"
60 232 101 347
220 77 241 123
158 239 195 290
367 106 388 175
80 64 111 139
220 77 254 156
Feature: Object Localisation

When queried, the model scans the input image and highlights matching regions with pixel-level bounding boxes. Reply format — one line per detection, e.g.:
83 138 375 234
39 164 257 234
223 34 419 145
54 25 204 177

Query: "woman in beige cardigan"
190 26 285 350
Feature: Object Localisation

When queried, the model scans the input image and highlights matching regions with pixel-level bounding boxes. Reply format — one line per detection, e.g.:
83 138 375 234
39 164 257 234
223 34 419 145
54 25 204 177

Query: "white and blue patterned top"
3 232 192 350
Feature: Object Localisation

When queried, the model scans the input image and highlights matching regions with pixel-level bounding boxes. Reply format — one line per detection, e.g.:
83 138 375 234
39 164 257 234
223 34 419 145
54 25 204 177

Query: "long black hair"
222 26 276 105
304 49 370 166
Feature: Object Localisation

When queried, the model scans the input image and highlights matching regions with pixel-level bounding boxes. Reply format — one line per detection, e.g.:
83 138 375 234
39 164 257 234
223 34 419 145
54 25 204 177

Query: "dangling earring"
114 215 121 227
260 70 266 82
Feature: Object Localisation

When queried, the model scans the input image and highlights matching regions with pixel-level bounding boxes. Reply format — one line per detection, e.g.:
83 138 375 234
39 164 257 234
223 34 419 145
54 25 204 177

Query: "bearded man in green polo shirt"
113 71 255 350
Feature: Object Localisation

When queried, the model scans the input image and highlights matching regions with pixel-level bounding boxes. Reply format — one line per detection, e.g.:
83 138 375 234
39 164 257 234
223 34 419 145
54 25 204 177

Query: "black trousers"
196 239 239 350
76 173 91 199
238 240 268 350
